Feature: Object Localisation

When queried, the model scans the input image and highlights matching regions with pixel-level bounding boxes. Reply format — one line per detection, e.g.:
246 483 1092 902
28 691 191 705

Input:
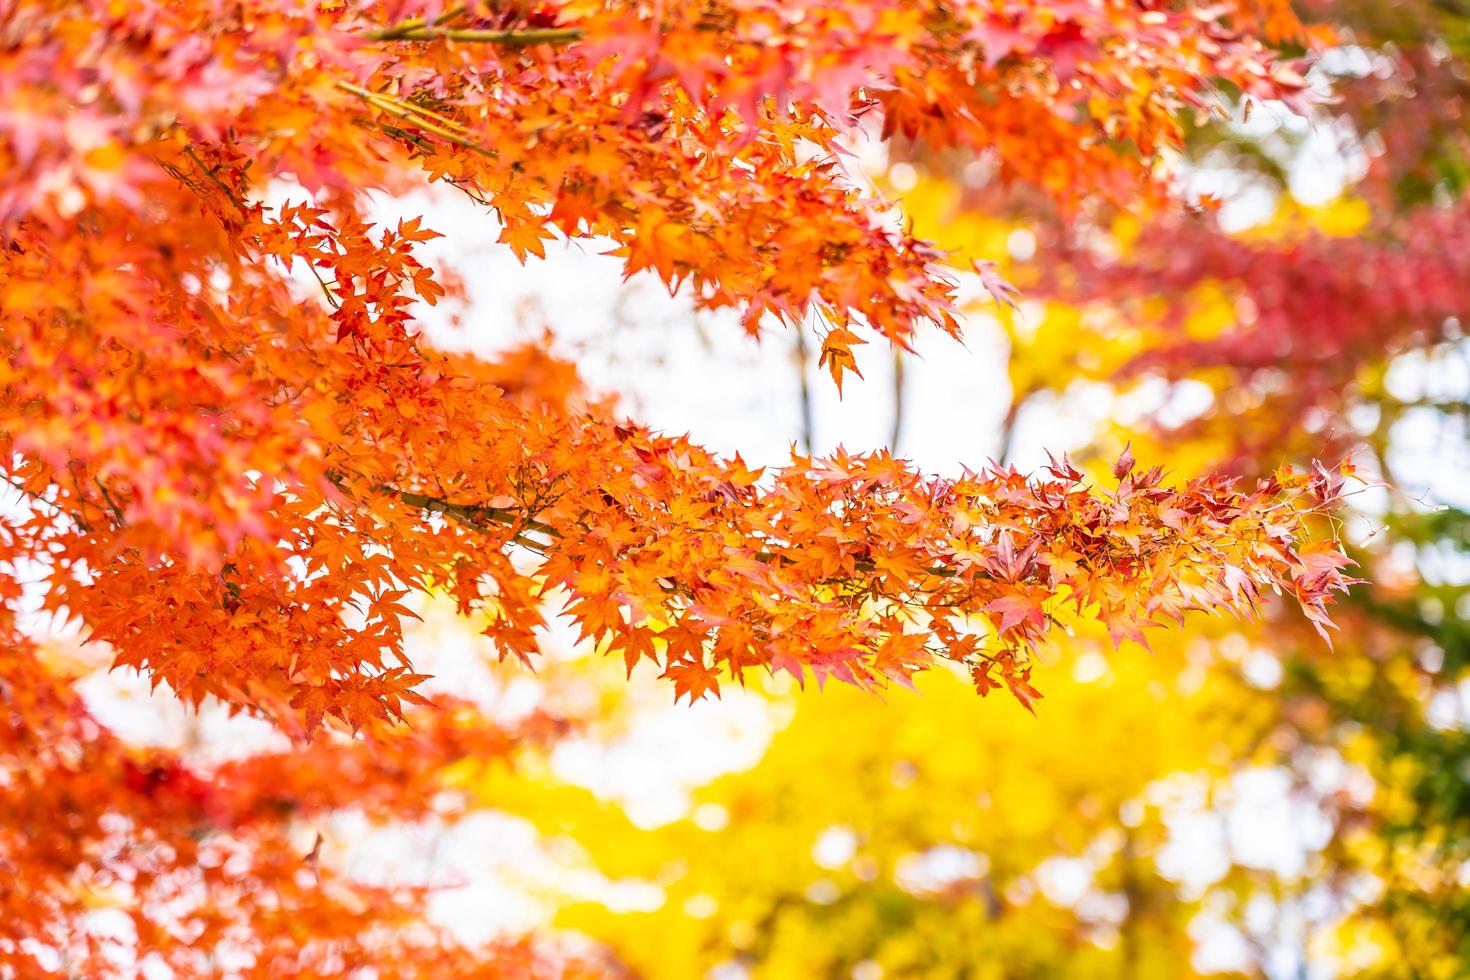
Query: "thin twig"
890 349 905 453
335 82 496 157
304 259 341 310
95 478 127 527
326 471 555 552
377 4 468 34
793 322 814 455
183 144 247 211
390 486 556 539
365 25 583 45
995 392 1026 466
1 475 90 532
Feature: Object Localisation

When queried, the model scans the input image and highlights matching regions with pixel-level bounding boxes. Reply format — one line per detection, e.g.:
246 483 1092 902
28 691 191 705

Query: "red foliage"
0 1 1357 971
1048 202 1470 446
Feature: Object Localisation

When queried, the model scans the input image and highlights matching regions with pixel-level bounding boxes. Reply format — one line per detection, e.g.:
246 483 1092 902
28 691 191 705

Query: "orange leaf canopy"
0 0 1360 972
0 0 1348 735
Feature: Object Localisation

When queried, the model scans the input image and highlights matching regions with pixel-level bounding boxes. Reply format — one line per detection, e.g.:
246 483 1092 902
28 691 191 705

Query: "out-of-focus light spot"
683 893 718 919
887 162 918 191
1035 856 1093 907
894 845 989 896
693 803 729 831
1242 650 1283 689
805 879 841 905
812 826 858 869
1072 651 1110 684
1007 228 1037 261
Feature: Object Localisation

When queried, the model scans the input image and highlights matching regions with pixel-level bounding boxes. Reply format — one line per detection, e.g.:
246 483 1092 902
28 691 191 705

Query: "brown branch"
364 25 584 45
995 391 1027 466
326 471 556 552
334 82 496 158
345 476 968 581
890 349 905 453
1 476 91 533
94 478 128 528
303 260 341 310
183 144 247 211
374 4 468 34
389 487 556 540
793 323 814 455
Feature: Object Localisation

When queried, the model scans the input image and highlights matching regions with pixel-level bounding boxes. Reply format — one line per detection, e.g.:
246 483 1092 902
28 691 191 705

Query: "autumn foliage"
0 0 1371 975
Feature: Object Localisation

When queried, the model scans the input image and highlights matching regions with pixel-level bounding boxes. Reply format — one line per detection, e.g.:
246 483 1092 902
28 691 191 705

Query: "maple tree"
0 0 1365 974
851 0 1470 971
0 0 1350 728
531 0 1470 969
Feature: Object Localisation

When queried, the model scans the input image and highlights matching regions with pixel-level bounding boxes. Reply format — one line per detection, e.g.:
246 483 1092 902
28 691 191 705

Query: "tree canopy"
2 0 1433 975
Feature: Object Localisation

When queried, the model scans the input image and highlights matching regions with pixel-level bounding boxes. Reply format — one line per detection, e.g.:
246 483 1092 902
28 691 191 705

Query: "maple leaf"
1112 443 1136 481
1296 540 1355 586
615 626 659 678
661 656 722 704
396 216 443 243
984 593 1046 636
974 259 1019 309
1005 668 1044 716
818 327 866 391
498 219 557 262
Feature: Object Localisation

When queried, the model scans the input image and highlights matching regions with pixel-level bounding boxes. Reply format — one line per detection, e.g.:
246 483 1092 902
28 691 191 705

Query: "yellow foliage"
479 634 1279 978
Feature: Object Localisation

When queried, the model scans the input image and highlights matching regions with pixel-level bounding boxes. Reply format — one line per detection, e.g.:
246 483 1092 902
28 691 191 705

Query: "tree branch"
890 349 905 453
793 323 814 455
183 144 247 211
364 25 584 45
326 471 556 552
335 82 497 158
94 478 128 528
389 486 556 541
